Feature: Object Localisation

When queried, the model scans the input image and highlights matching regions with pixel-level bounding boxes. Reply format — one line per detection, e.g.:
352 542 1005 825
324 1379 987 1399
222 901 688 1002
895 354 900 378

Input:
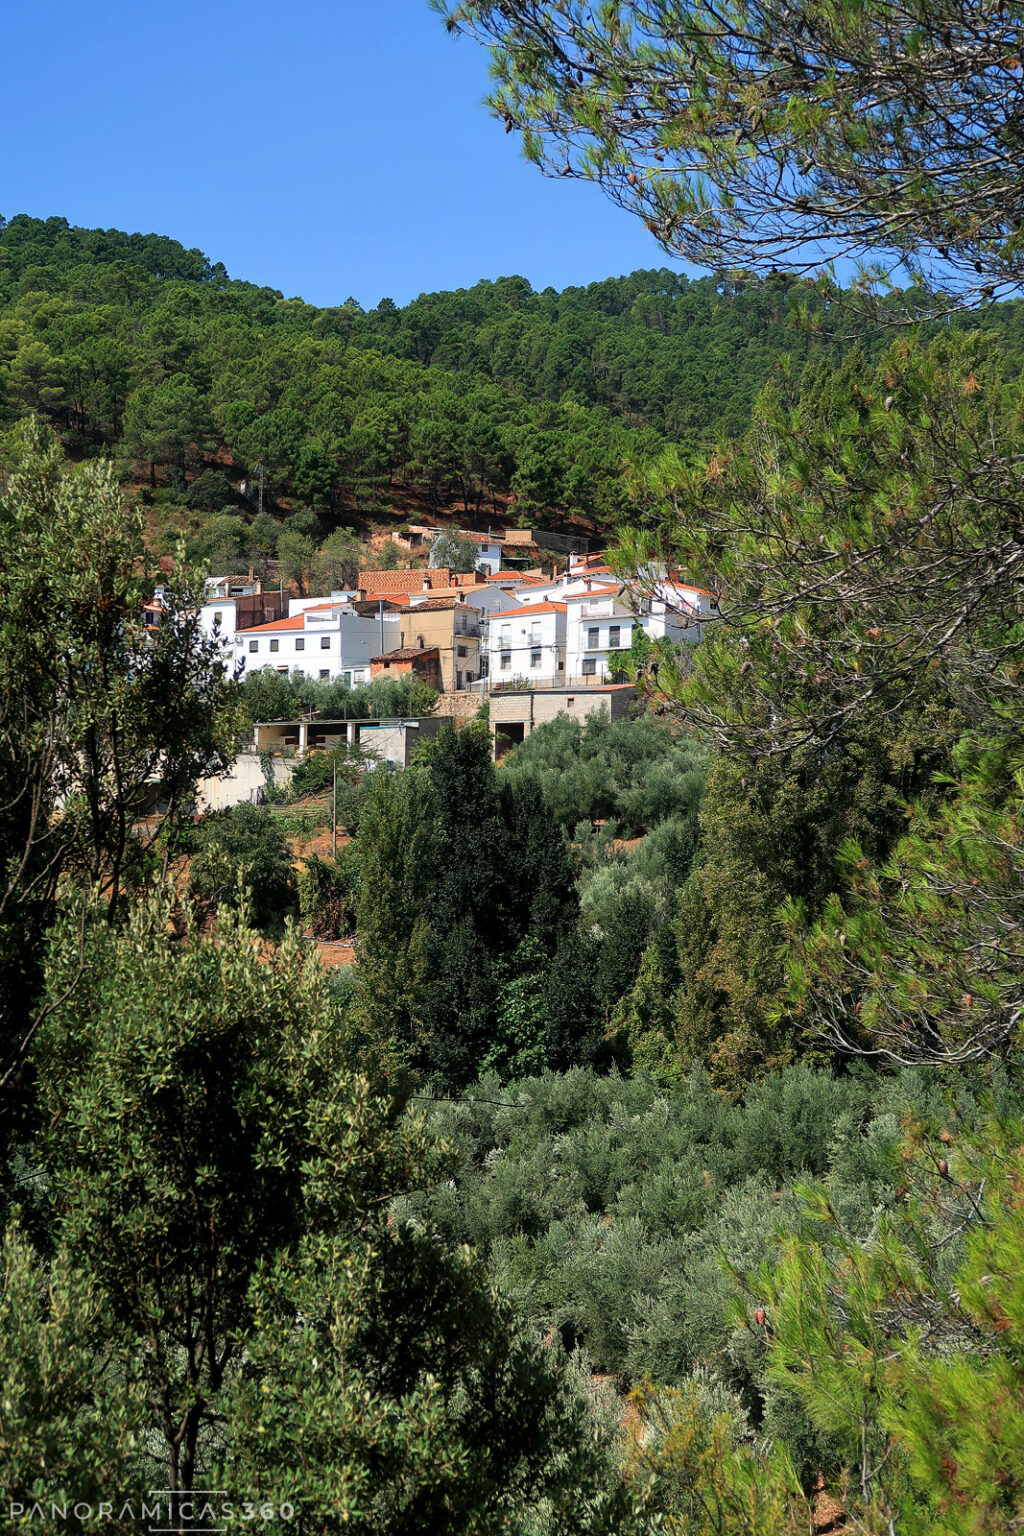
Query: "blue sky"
2 0 668 308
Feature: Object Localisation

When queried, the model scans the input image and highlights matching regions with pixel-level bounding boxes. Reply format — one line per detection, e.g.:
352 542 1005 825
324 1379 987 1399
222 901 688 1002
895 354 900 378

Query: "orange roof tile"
656 580 720 598
351 594 410 611
239 613 307 634
371 646 440 662
562 584 623 599
491 601 568 619
360 591 414 606
358 568 453 592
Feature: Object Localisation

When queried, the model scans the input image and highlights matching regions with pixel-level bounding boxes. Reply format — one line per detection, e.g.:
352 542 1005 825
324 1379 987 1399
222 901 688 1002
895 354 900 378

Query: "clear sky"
2 0 669 308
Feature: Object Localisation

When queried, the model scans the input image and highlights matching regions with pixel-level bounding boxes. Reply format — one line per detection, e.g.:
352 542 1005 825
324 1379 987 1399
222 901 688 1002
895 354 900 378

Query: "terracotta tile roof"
656 580 720 599
350 596 407 614
485 571 547 583
238 613 307 634
359 591 414 607
491 601 568 619
371 646 440 662
358 568 453 592
562 584 623 600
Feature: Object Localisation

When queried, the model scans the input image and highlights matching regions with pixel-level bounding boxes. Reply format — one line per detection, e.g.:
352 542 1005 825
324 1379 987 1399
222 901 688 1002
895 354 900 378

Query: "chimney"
422 575 431 592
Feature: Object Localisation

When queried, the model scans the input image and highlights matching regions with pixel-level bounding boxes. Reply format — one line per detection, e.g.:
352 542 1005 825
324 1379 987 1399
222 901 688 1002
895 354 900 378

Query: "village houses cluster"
200 530 715 687
190 524 718 763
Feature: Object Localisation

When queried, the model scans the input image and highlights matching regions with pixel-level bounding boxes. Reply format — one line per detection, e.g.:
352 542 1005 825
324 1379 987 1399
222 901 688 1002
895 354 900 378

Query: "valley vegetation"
6 0 1024 1528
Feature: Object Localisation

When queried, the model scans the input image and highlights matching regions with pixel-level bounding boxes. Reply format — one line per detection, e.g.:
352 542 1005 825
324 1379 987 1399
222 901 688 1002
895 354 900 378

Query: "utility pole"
256 461 264 517
332 757 337 860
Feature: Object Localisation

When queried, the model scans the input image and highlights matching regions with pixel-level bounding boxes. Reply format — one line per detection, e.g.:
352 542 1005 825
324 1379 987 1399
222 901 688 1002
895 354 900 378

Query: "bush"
289 744 373 799
188 802 294 928
297 851 357 938
189 512 248 571
184 468 235 511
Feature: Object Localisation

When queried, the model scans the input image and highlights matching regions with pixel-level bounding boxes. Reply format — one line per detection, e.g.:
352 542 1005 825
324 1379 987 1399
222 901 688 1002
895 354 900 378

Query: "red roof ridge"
562 583 622 598
240 613 307 633
491 601 567 618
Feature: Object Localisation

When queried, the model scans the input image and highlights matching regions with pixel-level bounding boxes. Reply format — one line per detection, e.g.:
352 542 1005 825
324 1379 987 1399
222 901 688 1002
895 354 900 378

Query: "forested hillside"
7 211 1023 546
9 47 1024 1519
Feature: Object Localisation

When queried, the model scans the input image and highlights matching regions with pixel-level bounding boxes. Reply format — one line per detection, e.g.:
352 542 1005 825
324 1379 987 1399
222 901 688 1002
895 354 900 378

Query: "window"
587 626 600 649
500 652 511 671
609 625 621 649
343 672 352 687
500 624 511 646
582 658 597 676
530 649 542 669
275 666 288 674
295 637 304 651
248 639 258 653
457 644 467 658
529 621 541 645
320 636 330 649
269 638 279 653
319 669 330 679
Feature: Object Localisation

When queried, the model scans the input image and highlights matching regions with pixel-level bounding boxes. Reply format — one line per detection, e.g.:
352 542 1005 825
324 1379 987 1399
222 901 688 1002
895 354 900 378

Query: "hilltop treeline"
10 212 1021 535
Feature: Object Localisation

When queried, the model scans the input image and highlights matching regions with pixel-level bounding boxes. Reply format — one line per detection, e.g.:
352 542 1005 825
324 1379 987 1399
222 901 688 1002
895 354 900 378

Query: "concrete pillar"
298 721 308 757
346 721 356 748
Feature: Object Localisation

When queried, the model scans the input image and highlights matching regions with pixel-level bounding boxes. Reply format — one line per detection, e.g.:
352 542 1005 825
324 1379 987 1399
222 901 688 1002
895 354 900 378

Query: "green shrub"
297 851 358 938
188 802 294 927
397 1063 1018 1410
184 468 235 511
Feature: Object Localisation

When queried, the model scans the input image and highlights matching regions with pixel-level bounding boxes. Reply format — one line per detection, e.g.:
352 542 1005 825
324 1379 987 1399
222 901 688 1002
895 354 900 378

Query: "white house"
431 532 504 575
200 598 238 647
234 600 402 686
204 574 264 600
563 588 636 683
488 601 567 686
561 578 716 683
409 526 538 576
199 594 286 650
409 583 520 619
646 579 719 628
287 592 357 615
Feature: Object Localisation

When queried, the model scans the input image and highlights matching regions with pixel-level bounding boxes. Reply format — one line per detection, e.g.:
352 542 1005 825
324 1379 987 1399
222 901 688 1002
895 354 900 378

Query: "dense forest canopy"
7 211 1024 539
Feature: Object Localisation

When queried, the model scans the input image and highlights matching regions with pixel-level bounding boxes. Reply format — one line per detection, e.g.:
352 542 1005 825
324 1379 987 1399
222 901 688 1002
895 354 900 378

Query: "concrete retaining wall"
197 754 295 812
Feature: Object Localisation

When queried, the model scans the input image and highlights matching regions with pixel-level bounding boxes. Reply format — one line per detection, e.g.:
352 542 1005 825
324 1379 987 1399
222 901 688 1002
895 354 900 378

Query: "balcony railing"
488 670 631 693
